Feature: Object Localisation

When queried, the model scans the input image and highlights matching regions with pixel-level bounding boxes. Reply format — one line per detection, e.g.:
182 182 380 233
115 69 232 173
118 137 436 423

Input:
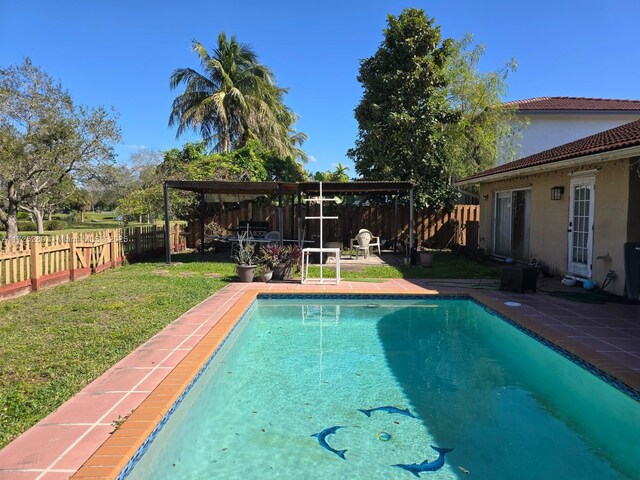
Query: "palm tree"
169 33 306 160
333 163 350 182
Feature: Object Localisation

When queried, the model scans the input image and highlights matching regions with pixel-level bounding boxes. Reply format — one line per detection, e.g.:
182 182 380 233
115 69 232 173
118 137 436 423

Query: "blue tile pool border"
116 292 640 479
116 298 259 480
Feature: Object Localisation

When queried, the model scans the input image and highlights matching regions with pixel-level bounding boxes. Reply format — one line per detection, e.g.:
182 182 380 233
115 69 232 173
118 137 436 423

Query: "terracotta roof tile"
504 96 640 111
461 119 640 183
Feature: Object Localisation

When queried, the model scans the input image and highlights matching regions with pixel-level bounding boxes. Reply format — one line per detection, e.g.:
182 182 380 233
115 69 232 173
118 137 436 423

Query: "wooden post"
151 225 157 251
69 233 77 280
164 182 172 263
135 227 142 257
409 188 414 266
110 230 117 268
30 239 42 291
173 223 180 252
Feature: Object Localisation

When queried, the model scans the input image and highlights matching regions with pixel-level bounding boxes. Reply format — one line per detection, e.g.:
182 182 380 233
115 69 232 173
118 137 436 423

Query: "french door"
494 189 531 260
568 176 595 277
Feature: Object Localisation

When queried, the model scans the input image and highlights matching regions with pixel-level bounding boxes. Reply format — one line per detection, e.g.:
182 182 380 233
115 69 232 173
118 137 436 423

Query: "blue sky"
2 0 639 173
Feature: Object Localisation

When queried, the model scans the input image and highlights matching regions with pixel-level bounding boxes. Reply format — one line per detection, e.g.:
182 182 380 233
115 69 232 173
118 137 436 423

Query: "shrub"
16 221 37 231
44 220 67 231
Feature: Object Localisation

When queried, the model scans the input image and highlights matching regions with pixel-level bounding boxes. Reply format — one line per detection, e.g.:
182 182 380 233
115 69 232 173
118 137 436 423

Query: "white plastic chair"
353 230 372 259
264 231 280 245
358 229 381 256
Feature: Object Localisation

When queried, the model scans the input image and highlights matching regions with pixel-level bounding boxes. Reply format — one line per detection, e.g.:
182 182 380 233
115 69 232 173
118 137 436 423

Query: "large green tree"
442 34 523 180
116 140 307 222
0 58 120 239
169 33 306 162
348 8 458 209
348 9 519 209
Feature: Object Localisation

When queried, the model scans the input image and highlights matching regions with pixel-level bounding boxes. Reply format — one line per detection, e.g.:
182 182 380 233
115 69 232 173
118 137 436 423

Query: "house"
456 119 640 297
500 97 640 165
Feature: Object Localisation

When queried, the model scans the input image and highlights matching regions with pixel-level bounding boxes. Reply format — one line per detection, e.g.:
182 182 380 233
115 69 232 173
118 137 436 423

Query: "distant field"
2 212 184 239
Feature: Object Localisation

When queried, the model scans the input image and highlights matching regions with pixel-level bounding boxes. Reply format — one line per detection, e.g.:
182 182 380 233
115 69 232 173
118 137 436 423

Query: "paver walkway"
0 278 638 479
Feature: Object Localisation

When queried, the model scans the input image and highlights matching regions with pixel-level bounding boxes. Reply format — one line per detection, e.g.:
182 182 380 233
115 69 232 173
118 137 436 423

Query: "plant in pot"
272 244 302 280
418 241 434 267
233 232 257 282
257 245 280 282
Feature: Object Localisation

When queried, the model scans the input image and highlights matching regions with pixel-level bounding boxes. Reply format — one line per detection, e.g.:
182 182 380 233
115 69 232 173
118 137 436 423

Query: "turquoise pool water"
126 297 640 479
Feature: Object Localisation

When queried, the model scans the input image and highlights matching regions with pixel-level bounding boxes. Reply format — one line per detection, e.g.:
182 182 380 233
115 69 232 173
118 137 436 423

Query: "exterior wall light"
551 186 564 200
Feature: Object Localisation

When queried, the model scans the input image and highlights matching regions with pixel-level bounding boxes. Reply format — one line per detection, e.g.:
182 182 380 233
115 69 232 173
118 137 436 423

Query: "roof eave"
455 144 640 186
516 109 640 115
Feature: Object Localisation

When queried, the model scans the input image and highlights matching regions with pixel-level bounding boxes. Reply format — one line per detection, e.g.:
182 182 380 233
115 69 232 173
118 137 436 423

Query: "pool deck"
0 278 638 480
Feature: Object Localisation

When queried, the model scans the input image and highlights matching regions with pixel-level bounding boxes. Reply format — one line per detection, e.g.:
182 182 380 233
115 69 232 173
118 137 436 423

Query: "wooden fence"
0 224 186 300
188 204 479 250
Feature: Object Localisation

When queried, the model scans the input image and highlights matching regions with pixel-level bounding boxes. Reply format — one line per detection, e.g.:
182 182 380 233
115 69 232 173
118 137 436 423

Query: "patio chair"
353 230 372 259
358 229 381 256
264 231 280 244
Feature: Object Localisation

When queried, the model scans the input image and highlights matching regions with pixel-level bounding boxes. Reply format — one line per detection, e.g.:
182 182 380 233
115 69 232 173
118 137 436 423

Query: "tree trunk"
81 210 85 222
5 214 18 241
47 211 52 221
33 208 44 234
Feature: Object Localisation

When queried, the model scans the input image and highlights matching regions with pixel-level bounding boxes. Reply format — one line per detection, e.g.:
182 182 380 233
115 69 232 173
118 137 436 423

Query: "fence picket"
0 224 186 299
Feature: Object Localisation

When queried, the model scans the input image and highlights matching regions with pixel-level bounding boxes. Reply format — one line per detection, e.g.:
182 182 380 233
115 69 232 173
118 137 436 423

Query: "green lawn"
0 253 233 448
0 250 495 448
309 251 498 279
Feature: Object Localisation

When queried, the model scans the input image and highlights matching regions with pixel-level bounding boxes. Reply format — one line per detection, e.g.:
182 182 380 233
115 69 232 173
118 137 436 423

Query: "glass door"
568 176 595 277
494 189 531 260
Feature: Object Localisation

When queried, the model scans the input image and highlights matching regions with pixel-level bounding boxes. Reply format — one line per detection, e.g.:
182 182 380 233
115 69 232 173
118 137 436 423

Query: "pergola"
162 180 415 264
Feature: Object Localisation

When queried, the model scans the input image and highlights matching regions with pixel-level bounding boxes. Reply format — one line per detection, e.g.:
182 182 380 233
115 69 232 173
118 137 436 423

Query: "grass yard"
308 251 498 279
0 253 234 448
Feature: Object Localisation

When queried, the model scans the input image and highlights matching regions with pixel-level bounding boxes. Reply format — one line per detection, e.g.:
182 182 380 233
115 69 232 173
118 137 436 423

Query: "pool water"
126 298 640 479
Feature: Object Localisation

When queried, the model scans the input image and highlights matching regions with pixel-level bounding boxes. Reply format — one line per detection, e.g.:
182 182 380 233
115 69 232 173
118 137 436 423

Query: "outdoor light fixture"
551 186 564 200
482 194 489 200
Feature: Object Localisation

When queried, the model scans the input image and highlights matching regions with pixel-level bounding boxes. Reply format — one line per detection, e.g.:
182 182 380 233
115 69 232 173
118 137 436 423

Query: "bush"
16 221 37 231
44 220 67 231
17 211 31 220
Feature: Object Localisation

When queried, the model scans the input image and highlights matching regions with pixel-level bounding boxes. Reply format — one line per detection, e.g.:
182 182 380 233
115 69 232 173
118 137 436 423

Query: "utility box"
500 265 538 293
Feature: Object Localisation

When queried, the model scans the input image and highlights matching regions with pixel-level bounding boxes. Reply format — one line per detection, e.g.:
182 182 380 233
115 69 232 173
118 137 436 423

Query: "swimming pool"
121 296 640 479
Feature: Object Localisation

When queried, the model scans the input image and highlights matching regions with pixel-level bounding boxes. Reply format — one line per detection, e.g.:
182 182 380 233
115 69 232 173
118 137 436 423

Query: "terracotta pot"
272 264 292 280
236 264 256 282
419 251 434 267
259 270 273 282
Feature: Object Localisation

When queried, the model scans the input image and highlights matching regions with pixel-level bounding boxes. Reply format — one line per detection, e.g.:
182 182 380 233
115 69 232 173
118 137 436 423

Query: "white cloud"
308 155 317 163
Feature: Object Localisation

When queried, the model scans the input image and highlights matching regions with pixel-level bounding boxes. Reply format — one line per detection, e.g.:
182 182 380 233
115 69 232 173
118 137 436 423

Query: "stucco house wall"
512 113 640 161
478 158 633 296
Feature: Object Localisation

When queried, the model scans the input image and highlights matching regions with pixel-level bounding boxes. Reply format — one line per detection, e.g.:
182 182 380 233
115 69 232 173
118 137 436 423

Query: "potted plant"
256 264 272 282
233 232 257 282
257 244 280 282
272 245 302 280
418 240 434 267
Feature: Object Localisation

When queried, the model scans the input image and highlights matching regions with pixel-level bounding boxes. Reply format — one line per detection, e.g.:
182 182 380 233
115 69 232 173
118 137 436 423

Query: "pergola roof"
165 180 413 196
298 181 413 194
164 180 298 195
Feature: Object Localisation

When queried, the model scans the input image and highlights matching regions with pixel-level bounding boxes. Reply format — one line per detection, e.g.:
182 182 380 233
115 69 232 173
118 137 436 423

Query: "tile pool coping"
67 288 640 480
